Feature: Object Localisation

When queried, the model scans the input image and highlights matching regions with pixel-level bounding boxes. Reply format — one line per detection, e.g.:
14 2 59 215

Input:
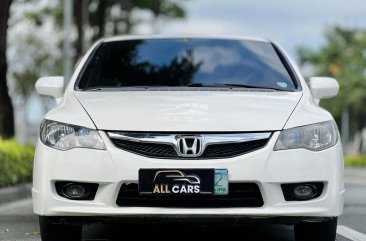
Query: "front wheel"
39 216 82 241
294 217 337 241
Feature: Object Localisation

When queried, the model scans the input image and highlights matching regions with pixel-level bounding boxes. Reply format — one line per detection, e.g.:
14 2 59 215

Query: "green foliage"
11 34 63 99
297 27 366 134
88 0 186 38
25 5 63 27
345 155 366 167
132 0 186 18
0 139 34 187
9 0 63 100
10 0 186 100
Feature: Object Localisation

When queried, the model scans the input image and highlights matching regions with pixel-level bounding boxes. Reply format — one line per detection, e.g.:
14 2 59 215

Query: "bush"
0 139 35 187
345 155 366 167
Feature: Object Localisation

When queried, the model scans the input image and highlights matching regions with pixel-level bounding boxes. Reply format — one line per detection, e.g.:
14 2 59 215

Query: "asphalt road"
0 168 365 241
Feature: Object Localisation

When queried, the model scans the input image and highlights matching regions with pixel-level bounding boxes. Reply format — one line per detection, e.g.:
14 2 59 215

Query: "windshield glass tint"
77 38 296 91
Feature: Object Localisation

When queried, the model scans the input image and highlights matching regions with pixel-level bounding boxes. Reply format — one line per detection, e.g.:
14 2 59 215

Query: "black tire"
39 216 82 241
294 217 337 241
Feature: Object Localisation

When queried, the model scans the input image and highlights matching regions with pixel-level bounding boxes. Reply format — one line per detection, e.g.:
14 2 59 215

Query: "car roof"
102 35 270 43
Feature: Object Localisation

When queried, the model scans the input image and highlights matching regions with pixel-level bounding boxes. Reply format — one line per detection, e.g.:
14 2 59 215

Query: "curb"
0 183 32 205
338 225 366 241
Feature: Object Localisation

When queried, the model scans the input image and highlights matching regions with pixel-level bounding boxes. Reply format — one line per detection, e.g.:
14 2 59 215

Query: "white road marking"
338 225 366 241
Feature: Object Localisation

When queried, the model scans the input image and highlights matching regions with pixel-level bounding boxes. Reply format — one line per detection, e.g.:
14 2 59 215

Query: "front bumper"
32 131 344 218
44 215 336 226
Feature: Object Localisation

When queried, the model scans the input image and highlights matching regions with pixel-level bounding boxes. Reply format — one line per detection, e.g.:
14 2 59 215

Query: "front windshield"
77 38 297 91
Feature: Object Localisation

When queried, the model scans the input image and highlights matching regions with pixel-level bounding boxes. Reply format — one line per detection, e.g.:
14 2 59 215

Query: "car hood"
74 91 302 132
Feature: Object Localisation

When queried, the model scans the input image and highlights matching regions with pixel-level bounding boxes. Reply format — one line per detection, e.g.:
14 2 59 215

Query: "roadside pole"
63 0 73 86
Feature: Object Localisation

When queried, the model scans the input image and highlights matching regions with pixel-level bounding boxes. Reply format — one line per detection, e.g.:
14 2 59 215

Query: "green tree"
298 27 366 135
0 0 14 139
9 0 63 103
87 0 186 58
12 0 186 98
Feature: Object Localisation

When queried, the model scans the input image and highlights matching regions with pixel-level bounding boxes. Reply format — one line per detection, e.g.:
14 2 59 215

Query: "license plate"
139 169 228 195
214 169 229 195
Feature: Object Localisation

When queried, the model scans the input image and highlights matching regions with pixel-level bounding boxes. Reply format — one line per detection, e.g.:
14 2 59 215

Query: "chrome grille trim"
108 132 271 145
107 132 271 157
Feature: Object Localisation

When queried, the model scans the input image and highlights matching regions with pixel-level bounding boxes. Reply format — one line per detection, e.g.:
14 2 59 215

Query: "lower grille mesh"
116 183 264 208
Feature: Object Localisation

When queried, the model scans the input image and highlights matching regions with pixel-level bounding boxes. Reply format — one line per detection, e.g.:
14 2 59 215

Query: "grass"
344 155 366 167
0 138 35 187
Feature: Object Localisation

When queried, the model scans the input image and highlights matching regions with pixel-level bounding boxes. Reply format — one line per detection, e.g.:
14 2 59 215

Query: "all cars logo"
152 170 201 194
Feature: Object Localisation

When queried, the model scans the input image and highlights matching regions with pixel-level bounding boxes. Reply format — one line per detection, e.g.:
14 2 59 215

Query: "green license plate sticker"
214 169 228 195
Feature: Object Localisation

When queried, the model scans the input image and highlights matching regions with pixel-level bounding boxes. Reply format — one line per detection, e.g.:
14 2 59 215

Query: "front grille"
111 139 177 158
109 136 270 159
202 139 269 158
116 183 263 208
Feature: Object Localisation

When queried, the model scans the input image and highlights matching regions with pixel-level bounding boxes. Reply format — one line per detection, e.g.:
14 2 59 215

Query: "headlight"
274 120 338 151
40 120 106 151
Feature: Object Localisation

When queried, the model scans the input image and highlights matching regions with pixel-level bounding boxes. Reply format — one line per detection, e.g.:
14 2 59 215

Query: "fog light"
293 185 316 199
281 182 324 201
63 183 87 199
55 181 99 200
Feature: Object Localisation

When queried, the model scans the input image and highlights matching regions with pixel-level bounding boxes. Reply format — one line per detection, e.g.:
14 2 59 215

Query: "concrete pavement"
339 168 366 235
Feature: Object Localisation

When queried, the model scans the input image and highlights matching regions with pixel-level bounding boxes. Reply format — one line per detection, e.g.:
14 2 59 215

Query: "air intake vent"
116 183 264 208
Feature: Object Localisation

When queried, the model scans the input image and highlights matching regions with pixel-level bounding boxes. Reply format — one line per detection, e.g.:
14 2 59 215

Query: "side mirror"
309 77 339 100
35 76 64 99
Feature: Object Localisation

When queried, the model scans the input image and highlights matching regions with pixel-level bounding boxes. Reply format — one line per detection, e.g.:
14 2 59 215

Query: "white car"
33 36 344 241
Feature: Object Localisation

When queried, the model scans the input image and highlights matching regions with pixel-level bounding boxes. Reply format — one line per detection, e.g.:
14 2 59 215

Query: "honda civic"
33 36 344 241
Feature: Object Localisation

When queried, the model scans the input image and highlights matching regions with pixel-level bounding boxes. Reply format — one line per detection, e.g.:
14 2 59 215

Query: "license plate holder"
139 169 228 196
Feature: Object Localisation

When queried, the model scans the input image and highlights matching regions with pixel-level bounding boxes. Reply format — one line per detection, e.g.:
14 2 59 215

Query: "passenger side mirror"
35 76 64 100
309 77 339 101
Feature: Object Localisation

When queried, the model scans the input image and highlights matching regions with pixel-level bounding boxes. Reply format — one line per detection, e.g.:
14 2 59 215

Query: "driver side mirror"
309 77 339 101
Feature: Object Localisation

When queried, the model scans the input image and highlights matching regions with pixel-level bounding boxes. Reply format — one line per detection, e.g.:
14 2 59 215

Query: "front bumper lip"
44 215 336 226
32 188 345 217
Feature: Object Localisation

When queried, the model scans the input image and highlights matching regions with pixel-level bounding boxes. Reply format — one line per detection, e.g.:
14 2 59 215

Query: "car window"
77 38 297 91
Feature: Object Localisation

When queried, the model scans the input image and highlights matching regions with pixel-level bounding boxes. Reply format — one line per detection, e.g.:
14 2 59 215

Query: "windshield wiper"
85 84 222 89
81 84 289 92
81 86 165 91
222 83 288 91
120 85 172 89
81 87 103 91
187 83 288 91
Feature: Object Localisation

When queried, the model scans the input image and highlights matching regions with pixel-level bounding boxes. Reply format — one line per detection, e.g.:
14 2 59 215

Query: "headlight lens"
274 121 338 151
40 120 106 151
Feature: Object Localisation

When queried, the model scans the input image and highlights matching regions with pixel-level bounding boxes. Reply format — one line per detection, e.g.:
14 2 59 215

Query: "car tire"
294 217 337 241
39 216 82 241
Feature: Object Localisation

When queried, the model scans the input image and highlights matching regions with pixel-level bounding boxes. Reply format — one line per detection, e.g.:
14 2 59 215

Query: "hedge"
0 139 35 187
345 155 366 167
